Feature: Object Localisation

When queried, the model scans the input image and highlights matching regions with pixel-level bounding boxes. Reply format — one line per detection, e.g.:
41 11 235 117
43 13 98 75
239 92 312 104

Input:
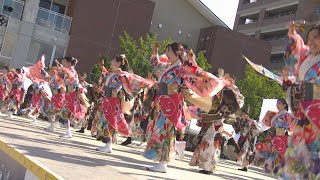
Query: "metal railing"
1 0 25 19
265 10 296 20
36 7 72 34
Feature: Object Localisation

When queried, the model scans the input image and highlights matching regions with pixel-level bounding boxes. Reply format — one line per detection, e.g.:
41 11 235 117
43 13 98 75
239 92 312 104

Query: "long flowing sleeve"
119 71 155 97
150 54 169 78
286 30 309 72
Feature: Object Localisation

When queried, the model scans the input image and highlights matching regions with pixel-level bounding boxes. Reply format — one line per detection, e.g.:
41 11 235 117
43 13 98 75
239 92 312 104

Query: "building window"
39 0 51 10
27 39 66 67
314 7 320 18
36 0 72 34
265 4 298 19
244 0 257 4
39 0 67 15
261 30 288 41
270 54 284 64
239 13 259 25
1 32 18 58
54 45 66 59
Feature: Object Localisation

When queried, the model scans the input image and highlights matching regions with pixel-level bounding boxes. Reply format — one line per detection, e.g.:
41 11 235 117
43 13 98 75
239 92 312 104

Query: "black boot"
199 170 213 175
76 127 85 133
238 167 248 172
121 137 132 146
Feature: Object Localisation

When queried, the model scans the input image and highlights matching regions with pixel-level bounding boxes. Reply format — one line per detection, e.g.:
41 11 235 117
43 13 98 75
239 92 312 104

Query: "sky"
201 0 239 29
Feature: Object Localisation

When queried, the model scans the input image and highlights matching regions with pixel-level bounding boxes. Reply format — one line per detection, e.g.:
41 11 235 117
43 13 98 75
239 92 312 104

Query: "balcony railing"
262 0 284 5
1 0 25 19
262 14 295 26
266 38 287 47
36 7 72 34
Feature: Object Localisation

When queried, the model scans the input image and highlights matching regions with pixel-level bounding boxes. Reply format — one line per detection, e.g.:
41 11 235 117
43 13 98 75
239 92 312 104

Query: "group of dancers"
0 21 318 179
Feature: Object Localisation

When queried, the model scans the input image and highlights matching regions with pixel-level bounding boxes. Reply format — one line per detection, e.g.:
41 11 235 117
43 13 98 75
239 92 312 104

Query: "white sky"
201 0 239 29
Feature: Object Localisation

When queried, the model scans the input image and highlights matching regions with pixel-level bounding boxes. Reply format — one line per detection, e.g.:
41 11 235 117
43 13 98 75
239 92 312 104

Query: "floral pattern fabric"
0 75 9 104
280 32 320 179
255 111 295 175
189 122 221 172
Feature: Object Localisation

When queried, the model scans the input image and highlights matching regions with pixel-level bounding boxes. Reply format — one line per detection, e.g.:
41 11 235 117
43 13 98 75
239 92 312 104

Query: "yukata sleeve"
150 54 168 77
284 30 309 76
283 29 309 85
288 30 309 64
63 67 79 85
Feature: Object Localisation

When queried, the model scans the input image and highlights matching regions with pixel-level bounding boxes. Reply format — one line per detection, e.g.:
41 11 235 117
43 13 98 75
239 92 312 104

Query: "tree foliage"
236 65 286 120
119 32 172 77
196 51 212 71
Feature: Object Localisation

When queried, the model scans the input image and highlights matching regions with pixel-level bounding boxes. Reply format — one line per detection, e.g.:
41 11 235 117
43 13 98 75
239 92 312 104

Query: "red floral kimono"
0 73 9 104
97 70 154 144
8 73 25 111
30 83 44 112
60 66 85 121
49 75 65 112
144 54 225 163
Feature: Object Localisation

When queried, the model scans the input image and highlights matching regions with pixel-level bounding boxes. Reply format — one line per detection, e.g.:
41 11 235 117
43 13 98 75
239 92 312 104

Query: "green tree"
119 32 172 77
236 65 286 120
196 51 212 71
89 55 110 82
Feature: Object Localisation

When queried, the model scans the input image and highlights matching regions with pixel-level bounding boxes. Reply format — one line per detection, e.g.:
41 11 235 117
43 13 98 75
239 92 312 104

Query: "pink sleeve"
288 32 309 67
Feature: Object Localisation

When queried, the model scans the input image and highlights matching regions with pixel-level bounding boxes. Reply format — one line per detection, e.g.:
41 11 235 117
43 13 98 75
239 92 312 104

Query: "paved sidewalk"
0 114 276 180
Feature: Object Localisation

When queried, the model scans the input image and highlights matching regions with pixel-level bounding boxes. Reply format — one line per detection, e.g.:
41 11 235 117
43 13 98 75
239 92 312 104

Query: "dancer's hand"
288 21 295 35
152 42 159 55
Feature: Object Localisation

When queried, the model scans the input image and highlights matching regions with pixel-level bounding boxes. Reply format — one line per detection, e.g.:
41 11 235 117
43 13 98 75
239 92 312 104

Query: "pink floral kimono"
60 66 85 121
143 54 225 163
280 30 320 179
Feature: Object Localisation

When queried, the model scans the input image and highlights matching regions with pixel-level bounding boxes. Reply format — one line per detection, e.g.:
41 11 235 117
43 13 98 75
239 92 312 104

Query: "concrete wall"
0 150 27 180
197 26 272 78
149 0 212 50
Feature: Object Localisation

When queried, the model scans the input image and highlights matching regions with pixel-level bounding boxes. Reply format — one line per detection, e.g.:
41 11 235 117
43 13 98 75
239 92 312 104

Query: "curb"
0 138 64 180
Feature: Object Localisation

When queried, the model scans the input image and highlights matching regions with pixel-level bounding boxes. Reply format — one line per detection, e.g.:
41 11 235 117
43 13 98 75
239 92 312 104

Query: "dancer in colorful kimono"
236 111 260 172
43 66 66 132
279 23 320 179
6 68 26 119
27 80 48 124
0 67 10 107
144 42 225 173
90 61 109 138
96 54 154 153
54 56 84 138
189 75 244 174
254 98 295 175
77 79 102 134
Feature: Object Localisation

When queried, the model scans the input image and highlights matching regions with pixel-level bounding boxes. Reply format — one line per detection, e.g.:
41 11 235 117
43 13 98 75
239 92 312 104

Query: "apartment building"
0 0 71 68
234 0 320 70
